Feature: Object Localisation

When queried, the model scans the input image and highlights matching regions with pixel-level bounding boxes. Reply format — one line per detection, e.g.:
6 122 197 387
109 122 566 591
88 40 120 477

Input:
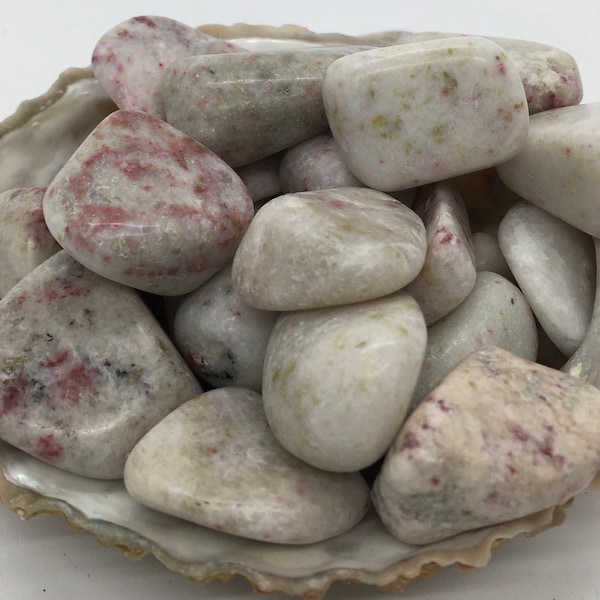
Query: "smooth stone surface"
563 238 600 384
497 103 600 238
235 154 282 202
232 187 426 310
472 231 514 281
171 265 279 392
0 74 116 194
0 187 60 297
162 47 369 167
406 32 583 114
43 110 254 296
124 387 370 544
498 202 595 357
373 346 600 545
92 15 242 120
404 181 476 325
412 271 538 406
323 36 528 191
0 251 201 478
262 291 427 472
279 132 363 193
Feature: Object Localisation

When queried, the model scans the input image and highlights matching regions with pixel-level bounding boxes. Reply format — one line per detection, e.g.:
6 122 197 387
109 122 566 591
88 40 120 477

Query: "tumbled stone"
235 154 282 202
404 181 476 325
171 265 278 392
498 202 595 357
124 387 370 543
279 133 363 193
497 103 600 238
0 251 201 478
323 36 528 191
262 291 426 472
412 271 538 406
373 346 600 545
43 110 254 296
162 47 369 167
472 231 514 282
232 187 426 310
406 32 583 114
563 238 600 384
0 188 60 297
92 15 243 120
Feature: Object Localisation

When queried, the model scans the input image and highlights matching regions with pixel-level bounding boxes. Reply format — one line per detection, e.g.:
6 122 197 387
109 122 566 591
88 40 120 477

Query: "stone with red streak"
373 346 600 545
0 251 201 478
43 110 254 296
124 387 370 544
404 180 476 325
92 15 243 120
0 187 60 298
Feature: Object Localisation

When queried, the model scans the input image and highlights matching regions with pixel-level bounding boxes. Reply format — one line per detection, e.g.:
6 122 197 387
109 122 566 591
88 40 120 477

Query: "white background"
1 1 599 599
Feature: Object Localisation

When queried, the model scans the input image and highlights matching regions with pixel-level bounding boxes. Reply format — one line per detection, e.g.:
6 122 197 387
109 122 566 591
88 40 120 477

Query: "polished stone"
412 271 538 406
404 181 476 324
0 187 60 297
162 47 369 167
497 103 600 238
262 291 426 472
171 265 278 392
373 347 600 545
323 36 528 191
232 187 426 310
498 202 595 357
124 387 370 544
92 15 243 120
43 110 254 296
279 132 363 193
0 251 201 478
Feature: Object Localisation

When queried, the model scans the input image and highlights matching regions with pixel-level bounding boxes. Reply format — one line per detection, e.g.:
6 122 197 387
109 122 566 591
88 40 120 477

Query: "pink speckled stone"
323 36 529 191
0 187 60 297
92 15 243 120
373 346 600 545
404 181 476 325
43 110 254 296
124 387 370 544
0 251 201 479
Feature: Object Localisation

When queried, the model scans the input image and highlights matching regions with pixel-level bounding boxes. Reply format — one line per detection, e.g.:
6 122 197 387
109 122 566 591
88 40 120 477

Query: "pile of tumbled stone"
1 15 600 546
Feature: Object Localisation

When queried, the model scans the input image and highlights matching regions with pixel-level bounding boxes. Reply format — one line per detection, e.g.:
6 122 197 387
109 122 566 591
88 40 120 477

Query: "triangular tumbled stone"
124 387 370 544
0 251 201 478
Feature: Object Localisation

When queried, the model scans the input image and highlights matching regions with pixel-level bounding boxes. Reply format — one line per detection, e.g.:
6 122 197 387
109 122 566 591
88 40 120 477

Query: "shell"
0 26 597 599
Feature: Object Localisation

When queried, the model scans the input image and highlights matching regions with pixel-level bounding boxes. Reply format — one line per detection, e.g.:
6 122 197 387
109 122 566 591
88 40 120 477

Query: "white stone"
232 187 426 310
262 291 427 472
498 202 595 357
323 36 528 191
124 387 370 544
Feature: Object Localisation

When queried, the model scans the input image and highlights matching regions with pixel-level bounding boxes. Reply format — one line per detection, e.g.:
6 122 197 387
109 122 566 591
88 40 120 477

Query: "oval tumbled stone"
373 346 600 545
323 36 528 191
232 187 426 310
262 291 427 472
124 387 370 544
43 110 254 296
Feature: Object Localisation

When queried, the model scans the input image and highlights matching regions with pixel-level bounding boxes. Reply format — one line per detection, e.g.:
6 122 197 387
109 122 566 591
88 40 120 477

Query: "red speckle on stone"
565 147 571 156
40 281 90 304
133 16 158 28
25 206 51 247
35 434 64 462
421 421 433 431
512 425 529 442
475 335 484 347
539 443 565 468
496 59 507 76
213 523 224 531
379 159 385 164
539 394 549 403
461 509 472 517
16 293 29 306
430 477 440 486
209 447 218 454
44 349 69 368
487 328 494 336
0 372 28 418
507 465 517 475
121 160 148 180
57 363 97 405
545 424 555 433
436 398 451 412
399 430 420 450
